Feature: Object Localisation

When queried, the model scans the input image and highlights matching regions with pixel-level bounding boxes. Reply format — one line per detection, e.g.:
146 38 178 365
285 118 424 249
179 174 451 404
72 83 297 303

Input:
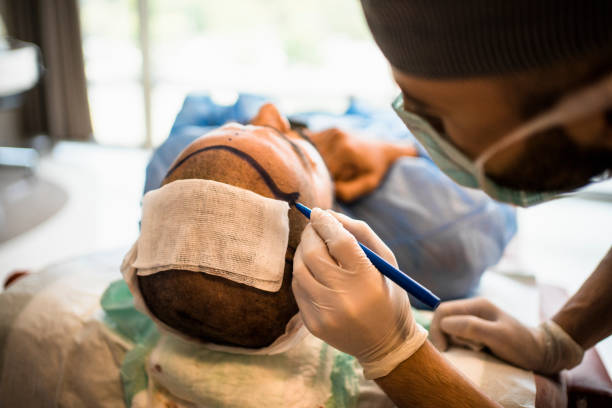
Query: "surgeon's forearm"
375 341 501 408
553 246 612 350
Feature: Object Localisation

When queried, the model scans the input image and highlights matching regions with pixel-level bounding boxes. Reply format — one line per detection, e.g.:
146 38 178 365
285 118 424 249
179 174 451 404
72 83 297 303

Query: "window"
80 0 396 147
80 0 145 146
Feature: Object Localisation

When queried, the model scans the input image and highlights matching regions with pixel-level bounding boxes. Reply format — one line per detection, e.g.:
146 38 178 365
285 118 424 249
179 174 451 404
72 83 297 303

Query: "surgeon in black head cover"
290 1 612 407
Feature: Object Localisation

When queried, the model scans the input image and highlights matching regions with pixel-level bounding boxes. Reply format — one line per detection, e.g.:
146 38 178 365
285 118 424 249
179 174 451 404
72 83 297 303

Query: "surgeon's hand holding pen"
292 208 428 380
292 208 502 408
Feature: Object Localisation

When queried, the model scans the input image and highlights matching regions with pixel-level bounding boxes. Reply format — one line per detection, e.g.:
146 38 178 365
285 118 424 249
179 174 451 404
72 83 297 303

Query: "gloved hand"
430 297 584 374
292 208 427 379
310 128 418 202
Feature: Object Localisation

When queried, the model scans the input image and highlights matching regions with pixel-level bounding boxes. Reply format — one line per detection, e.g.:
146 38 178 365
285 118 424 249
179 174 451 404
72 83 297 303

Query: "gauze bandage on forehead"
122 178 308 354
134 178 289 292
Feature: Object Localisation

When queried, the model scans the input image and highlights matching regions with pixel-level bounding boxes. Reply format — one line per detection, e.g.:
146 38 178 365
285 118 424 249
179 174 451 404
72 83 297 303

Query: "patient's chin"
138 265 298 348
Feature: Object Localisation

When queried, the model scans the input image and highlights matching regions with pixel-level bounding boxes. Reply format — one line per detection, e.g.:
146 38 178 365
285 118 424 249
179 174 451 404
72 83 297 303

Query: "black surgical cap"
360 0 612 78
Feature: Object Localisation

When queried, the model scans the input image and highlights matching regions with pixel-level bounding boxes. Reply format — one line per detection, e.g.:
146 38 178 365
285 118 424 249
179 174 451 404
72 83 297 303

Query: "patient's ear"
251 103 291 133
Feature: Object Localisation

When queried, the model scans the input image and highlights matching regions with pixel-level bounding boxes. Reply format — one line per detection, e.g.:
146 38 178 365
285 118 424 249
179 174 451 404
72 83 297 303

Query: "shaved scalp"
139 269 298 347
138 109 332 348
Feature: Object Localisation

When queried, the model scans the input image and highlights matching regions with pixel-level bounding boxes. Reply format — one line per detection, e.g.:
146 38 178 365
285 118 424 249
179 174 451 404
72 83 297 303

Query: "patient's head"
138 104 333 348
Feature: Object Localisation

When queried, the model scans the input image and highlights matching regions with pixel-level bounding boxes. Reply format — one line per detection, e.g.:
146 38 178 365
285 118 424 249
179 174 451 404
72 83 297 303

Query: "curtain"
0 0 92 141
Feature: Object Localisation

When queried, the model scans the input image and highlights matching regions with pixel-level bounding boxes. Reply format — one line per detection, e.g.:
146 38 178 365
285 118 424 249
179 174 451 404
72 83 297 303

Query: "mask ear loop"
474 73 612 189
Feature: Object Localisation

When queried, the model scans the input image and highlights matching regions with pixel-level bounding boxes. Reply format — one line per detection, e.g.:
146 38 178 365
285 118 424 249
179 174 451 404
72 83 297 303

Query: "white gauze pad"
133 178 290 292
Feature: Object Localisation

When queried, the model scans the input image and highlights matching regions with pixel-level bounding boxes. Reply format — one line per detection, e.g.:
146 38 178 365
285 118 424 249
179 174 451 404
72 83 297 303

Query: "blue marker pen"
294 202 440 310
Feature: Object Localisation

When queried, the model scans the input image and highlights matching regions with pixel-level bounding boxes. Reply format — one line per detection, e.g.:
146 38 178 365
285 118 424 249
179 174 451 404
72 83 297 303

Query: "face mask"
391 73 612 207
391 96 560 206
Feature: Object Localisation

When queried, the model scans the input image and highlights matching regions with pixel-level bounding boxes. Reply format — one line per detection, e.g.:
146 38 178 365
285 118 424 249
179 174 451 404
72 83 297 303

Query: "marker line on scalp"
165 144 300 202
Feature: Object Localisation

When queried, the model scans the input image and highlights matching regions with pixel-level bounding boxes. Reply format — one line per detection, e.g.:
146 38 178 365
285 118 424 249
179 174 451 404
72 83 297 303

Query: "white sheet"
0 253 539 407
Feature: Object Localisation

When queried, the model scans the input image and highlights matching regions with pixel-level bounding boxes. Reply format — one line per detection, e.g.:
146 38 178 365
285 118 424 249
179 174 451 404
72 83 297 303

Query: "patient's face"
138 104 333 348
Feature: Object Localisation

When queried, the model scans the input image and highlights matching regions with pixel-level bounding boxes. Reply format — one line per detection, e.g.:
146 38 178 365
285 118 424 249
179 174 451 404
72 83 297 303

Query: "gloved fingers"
292 285 333 339
292 242 329 300
329 210 397 267
449 335 485 352
296 223 353 289
292 243 346 339
429 314 451 351
429 297 500 350
438 315 500 349
309 208 369 271
436 297 501 320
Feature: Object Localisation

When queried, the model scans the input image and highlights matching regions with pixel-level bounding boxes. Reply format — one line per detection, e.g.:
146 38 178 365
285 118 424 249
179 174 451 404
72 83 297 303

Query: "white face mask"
121 179 308 354
392 73 612 207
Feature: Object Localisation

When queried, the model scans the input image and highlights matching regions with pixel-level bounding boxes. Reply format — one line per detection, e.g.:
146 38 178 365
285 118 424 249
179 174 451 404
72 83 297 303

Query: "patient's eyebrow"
292 127 315 146
263 125 310 169
164 144 300 203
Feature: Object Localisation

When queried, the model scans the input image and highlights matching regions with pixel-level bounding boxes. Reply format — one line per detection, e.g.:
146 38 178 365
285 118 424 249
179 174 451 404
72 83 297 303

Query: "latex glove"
292 208 427 379
310 128 418 202
430 297 584 374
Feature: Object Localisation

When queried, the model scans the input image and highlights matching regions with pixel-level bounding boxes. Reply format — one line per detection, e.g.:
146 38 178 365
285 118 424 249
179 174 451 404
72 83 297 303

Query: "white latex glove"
430 297 584 374
292 208 427 379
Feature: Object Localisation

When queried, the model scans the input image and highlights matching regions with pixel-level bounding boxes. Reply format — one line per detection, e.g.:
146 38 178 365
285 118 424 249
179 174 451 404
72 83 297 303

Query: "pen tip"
293 202 311 219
